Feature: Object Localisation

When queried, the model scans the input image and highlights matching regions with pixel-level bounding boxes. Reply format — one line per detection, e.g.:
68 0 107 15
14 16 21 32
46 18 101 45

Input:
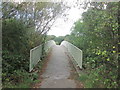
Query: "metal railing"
61 41 82 69
29 40 56 72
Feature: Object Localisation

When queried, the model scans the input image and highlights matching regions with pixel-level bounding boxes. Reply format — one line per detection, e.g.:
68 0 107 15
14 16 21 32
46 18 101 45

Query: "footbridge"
29 40 82 72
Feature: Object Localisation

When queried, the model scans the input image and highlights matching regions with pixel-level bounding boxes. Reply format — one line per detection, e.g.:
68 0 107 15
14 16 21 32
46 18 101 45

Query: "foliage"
65 2 119 88
46 35 65 45
2 2 65 88
3 63 41 88
46 35 56 41
2 19 30 80
54 36 65 45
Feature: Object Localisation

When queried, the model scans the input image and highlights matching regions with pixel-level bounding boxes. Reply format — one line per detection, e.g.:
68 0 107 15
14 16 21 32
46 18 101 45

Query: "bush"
2 19 30 86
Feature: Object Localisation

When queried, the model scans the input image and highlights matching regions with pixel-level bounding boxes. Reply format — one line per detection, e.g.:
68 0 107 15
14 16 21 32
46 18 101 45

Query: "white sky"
47 1 85 37
1 0 86 37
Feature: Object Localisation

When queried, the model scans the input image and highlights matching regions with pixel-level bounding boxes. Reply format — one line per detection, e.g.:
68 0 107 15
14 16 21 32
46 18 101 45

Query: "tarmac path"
40 45 77 88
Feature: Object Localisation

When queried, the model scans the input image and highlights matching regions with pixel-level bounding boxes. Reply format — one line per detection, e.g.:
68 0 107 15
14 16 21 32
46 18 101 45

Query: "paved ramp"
40 45 76 88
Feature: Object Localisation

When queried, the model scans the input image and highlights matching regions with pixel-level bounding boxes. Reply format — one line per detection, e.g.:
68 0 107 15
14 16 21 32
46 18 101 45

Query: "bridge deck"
40 45 76 88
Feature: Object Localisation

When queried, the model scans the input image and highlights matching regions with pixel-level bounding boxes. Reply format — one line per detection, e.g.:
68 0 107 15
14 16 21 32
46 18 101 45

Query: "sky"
47 1 85 37
1 0 86 37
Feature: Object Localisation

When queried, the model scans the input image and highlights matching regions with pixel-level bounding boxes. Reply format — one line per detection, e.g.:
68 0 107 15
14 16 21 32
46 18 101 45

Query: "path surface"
40 45 77 88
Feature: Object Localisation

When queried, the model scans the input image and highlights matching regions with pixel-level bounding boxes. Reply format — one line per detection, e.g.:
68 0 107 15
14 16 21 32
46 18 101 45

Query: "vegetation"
2 2 64 88
65 2 119 88
2 1 119 88
54 36 65 45
46 35 65 45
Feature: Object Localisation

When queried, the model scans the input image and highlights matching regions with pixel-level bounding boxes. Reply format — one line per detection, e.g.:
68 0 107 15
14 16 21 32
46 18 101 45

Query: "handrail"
29 40 56 72
61 41 82 69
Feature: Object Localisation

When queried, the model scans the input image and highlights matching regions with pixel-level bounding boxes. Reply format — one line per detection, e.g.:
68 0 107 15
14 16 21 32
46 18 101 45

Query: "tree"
2 1 66 87
66 2 119 88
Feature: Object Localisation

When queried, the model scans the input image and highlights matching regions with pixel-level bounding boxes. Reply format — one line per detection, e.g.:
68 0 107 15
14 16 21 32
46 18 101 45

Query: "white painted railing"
61 41 82 69
29 40 56 72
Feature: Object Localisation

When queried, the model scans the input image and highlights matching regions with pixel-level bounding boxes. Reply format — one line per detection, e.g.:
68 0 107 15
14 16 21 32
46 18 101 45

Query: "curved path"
40 45 77 88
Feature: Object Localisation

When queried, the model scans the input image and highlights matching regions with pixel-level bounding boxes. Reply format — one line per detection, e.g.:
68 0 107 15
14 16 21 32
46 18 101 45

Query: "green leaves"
2 1 66 88
65 2 118 88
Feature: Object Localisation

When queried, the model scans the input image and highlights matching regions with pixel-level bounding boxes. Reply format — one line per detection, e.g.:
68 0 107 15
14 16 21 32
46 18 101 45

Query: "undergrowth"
2 56 45 88
79 65 118 88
